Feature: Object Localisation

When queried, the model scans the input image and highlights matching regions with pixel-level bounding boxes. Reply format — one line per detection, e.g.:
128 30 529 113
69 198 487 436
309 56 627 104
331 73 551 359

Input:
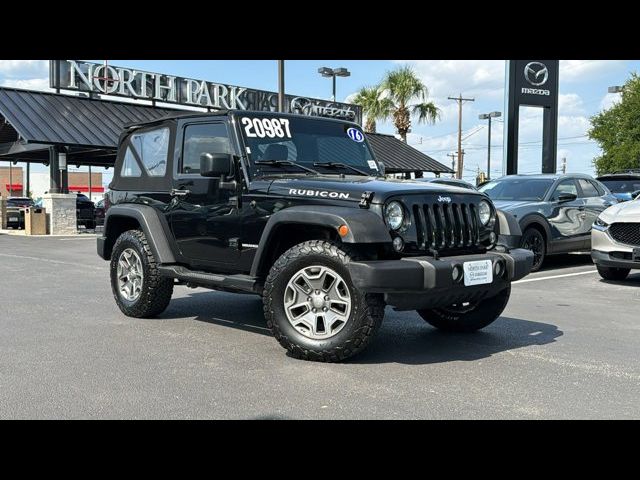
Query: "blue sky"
1 59 639 185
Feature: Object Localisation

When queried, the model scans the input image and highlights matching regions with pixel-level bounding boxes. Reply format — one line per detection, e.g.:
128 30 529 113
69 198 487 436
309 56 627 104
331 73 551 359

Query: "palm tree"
380 65 440 142
352 86 391 133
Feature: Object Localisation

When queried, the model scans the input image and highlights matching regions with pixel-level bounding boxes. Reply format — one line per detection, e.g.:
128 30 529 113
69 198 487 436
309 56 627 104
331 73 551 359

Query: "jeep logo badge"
437 196 452 203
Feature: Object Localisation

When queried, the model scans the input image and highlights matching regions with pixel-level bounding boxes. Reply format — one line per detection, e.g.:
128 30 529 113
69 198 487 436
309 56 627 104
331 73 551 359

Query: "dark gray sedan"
479 173 618 271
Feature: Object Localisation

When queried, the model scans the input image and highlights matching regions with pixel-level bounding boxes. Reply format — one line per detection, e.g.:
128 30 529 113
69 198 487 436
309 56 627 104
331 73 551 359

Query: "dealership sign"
49 60 361 123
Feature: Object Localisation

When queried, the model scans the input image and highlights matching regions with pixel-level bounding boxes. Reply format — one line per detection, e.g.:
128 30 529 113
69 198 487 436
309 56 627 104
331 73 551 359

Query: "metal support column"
49 146 60 193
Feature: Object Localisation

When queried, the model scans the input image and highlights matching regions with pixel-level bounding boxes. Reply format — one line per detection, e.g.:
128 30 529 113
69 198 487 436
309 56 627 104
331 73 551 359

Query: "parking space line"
0 252 105 271
513 269 598 284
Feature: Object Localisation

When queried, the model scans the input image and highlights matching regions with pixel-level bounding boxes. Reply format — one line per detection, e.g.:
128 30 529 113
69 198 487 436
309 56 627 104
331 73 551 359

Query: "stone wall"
42 193 77 235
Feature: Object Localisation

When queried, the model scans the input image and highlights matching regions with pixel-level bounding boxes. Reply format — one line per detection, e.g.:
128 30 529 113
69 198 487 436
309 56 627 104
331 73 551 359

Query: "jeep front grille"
609 223 640 246
412 202 480 250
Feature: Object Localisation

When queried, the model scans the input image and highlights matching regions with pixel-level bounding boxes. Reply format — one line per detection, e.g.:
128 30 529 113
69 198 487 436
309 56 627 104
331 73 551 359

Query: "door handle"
171 188 191 197
578 206 585 211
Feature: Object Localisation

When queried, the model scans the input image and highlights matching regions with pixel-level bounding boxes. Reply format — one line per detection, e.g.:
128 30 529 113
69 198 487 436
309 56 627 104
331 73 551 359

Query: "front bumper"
347 248 533 310
591 227 640 270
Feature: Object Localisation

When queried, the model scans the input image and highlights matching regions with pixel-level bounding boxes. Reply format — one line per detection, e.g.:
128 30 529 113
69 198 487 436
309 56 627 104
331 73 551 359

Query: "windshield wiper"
312 161 370 176
255 160 319 175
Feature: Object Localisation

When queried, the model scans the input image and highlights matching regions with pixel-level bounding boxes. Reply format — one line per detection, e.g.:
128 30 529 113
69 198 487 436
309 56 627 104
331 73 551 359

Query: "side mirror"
557 192 577 203
631 190 640 200
200 152 232 178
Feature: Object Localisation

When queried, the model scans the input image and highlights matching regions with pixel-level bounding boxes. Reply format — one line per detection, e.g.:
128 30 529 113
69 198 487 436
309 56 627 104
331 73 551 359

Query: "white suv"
592 193 640 280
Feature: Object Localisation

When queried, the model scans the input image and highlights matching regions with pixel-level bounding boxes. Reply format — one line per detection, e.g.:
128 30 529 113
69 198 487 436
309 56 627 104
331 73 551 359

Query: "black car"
5 197 35 229
75 193 96 229
416 177 478 190
479 173 618 271
596 171 640 202
96 110 533 362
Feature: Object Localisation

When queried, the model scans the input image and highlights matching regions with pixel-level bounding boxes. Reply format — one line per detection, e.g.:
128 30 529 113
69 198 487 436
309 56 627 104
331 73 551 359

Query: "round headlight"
478 200 492 225
384 201 405 230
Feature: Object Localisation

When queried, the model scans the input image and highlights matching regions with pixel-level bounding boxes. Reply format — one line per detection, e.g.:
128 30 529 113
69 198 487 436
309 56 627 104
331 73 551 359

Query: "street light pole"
318 67 350 102
479 111 501 181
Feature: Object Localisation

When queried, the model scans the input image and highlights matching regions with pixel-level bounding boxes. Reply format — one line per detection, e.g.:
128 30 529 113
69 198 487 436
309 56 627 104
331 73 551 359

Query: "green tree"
589 73 640 174
380 65 440 142
351 86 392 133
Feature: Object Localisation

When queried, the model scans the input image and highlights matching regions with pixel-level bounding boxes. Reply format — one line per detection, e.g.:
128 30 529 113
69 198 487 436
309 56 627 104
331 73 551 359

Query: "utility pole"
447 153 457 178
277 60 285 113
561 157 567 174
448 94 475 179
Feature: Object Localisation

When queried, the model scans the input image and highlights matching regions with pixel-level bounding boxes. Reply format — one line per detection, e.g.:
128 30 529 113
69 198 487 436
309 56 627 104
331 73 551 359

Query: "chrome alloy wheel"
283 265 352 339
117 248 144 302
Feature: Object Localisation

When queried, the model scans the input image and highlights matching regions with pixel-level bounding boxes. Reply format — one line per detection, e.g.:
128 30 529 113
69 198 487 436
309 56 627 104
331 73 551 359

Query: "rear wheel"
110 229 173 318
417 286 511 333
521 227 546 272
597 265 630 281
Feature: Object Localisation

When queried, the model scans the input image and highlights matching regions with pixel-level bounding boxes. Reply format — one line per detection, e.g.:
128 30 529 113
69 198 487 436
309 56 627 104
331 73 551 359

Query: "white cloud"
0 60 48 78
1 77 52 91
599 92 620 111
560 60 626 83
395 60 506 105
559 93 585 116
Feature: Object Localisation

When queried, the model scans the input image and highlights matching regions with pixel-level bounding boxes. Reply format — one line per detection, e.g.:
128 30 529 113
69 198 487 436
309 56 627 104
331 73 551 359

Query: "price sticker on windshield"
242 117 292 139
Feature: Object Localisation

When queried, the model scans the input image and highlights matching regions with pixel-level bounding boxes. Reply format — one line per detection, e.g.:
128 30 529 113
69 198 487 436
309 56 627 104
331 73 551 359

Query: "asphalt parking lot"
1 233 639 419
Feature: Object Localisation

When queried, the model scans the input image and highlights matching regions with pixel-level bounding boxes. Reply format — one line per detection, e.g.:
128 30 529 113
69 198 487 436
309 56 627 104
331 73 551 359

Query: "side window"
551 179 578 201
129 127 170 177
121 146 141 177
182 123 231 174
578 178 599 198
590 180 606 196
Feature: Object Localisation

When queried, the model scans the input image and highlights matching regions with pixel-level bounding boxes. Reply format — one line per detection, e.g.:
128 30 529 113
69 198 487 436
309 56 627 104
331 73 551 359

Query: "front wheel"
597 265 630 281
110 229 174 318
417 286 511 333
521 228 546 272
263 240 385 362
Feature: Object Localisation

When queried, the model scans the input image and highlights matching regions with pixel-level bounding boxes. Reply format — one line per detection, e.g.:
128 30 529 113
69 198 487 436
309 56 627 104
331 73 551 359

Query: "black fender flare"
102 204 176 263
518 213 552 249
250 205 391 277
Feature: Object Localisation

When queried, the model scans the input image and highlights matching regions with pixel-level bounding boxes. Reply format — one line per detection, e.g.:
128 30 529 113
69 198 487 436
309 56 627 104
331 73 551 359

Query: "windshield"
479 178 554 201
599 179 640 194
238 114 379 176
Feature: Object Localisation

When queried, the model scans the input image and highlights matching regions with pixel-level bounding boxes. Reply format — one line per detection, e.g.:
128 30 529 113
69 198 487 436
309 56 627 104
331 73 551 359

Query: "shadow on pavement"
352 315 563 365
598 271 640 286
163 291 271 337
160 290 563 365
540 253 593 271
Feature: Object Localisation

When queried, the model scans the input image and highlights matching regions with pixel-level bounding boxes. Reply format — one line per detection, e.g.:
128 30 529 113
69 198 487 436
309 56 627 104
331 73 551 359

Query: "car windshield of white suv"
239 114 379 176
479 178 554 201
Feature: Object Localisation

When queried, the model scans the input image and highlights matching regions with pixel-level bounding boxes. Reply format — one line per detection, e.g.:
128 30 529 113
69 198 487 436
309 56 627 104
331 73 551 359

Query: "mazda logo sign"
524 62 549 87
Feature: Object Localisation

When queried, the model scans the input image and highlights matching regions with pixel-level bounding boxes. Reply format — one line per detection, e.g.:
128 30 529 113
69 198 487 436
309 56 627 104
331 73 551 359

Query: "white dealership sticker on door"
463 259 493 286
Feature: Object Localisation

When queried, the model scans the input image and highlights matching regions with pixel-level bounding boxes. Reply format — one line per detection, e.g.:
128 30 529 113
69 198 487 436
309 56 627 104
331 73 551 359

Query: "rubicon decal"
289 189 350 199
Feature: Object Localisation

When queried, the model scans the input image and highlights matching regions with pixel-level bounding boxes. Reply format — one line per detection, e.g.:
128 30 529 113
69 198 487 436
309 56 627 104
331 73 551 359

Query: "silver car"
592 193 640 280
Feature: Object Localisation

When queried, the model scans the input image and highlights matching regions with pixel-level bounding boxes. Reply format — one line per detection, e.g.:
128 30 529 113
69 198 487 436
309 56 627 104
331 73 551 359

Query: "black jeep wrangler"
97 110 533 362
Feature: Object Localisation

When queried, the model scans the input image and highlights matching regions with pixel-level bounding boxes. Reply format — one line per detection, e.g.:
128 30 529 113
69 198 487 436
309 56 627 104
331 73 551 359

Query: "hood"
600 198 640 223
492 200 543 212
264 175 484 204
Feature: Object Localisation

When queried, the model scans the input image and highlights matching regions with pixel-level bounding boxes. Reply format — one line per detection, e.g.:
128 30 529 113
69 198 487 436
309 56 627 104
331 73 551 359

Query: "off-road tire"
110 229 173 318
263 240 385 362
597 265 630 281
521 227 546 272
417 286 511 333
